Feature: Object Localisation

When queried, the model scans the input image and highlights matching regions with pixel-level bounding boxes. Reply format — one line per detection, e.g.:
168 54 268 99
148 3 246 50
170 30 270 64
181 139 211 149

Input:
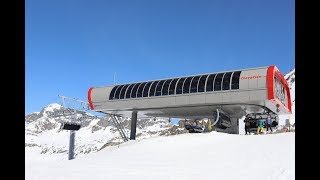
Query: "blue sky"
26 0 294 114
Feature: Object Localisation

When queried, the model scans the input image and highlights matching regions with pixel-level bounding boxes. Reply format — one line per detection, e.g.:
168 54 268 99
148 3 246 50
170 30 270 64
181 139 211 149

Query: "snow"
26 131 294 180
44 103 62 112
142 123 170 132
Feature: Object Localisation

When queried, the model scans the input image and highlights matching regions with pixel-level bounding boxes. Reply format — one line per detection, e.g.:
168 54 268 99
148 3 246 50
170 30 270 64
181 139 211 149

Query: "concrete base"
221 118 239 134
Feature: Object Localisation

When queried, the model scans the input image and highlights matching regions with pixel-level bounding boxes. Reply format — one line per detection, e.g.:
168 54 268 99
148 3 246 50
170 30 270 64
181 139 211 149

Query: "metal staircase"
109 114 129 142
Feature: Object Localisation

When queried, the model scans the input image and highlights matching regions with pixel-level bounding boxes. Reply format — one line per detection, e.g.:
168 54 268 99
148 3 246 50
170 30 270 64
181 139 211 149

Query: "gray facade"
88 66 291 119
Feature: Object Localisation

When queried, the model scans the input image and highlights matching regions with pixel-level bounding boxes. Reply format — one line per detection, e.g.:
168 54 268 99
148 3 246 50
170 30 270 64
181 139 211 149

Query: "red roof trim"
88 87 95 110
267 66 275 100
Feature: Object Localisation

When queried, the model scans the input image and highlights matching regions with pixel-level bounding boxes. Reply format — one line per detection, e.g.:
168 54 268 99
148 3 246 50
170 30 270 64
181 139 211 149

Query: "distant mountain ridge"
25 103 187 158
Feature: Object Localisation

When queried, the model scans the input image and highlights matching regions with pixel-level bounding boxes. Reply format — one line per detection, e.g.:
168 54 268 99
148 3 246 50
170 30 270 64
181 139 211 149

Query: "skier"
256 119 265 135
265 115 273 133
244 119 251 135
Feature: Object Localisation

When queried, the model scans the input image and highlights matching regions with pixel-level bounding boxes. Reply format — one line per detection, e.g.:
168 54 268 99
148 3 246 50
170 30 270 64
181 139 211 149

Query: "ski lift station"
87 65 292 139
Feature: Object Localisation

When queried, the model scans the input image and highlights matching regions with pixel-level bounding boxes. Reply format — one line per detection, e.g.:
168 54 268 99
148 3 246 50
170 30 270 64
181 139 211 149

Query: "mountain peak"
43 103 62 112
284 68 295 80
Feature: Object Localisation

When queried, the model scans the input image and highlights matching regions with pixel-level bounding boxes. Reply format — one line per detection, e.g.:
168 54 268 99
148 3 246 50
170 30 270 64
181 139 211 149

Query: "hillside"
26 131 295 180
25 103 187 157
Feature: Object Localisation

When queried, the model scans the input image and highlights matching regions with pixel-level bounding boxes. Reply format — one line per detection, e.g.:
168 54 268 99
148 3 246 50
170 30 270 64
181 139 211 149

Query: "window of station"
155 80 166 96
149 81 159 97
142 81 152 97
222 72 232 90
136 82 147 98
130 83 141 98
119 84 130 99
183 77 193 94
114 84 125 99
231 71 241 89
190 76 201 93
109 85 120 100
206 74 216 92
198 75 208 92
168 78 179 95
176 78 186 94
125 84 135 98
274 76 286 106
214 73 224 91
161 79 172 96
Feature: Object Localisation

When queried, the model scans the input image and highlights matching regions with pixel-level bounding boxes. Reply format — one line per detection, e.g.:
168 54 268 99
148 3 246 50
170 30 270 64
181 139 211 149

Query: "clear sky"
26 0 294 114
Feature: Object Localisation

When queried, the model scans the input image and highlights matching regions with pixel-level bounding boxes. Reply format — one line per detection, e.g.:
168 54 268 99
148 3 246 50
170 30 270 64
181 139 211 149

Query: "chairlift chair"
60 121 81 131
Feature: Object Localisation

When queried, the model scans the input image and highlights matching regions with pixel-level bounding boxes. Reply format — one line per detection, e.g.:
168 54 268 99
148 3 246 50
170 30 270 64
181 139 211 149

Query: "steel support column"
130 111 138 140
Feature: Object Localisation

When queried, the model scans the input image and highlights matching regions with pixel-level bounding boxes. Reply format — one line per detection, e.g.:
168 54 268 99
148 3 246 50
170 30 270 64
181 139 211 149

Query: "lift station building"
87 65 291 139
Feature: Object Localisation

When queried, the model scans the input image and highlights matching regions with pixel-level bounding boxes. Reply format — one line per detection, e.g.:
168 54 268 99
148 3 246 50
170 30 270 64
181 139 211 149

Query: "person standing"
244 119 251 135
265 115 273 133
256 119 265 135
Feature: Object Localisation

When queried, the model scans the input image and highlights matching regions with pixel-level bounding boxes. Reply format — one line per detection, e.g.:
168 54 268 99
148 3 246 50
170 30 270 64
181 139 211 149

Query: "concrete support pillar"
130 111 138 140
222 117 239 134
230 117 239 134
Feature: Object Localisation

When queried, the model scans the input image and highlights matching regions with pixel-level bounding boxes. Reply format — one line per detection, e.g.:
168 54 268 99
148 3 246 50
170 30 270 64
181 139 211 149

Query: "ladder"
109 114 129 142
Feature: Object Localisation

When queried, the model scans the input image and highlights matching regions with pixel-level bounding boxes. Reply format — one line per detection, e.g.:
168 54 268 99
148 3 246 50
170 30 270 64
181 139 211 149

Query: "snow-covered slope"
25 103 187 157
26 131 295 180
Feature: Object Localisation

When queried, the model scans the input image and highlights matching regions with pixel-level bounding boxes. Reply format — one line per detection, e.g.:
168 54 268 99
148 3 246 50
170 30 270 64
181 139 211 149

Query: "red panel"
267 66 292 114
267 66 275 100
88 87 95 110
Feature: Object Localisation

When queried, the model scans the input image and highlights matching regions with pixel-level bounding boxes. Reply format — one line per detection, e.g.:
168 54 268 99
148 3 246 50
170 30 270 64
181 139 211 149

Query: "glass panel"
214 73 224 91
125 84 135 98
169 78 179 95
231 71 241 89
162 79 172 96
119 84 130 99
175 78 186 94
198 75 208 92
222 72 233 90
109 85 119 100
136 82 147 98
155 80 166 96
149 81 159 97
130 83 141 98
142 81 152 97
190 76 201 93
114 85 125 99
206 74 216 92
274 76 287 106
183 77 193 94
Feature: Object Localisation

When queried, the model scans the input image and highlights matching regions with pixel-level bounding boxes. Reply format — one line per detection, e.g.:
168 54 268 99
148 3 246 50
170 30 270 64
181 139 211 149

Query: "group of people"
244 115 273 135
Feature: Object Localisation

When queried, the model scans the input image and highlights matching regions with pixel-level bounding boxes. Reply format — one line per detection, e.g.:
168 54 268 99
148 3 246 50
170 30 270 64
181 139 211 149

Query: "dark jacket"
266 117 272 125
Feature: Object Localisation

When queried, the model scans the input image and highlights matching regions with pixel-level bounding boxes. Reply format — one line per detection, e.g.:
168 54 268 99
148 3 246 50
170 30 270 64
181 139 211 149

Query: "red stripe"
267 66 275 100
88 87 95 110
